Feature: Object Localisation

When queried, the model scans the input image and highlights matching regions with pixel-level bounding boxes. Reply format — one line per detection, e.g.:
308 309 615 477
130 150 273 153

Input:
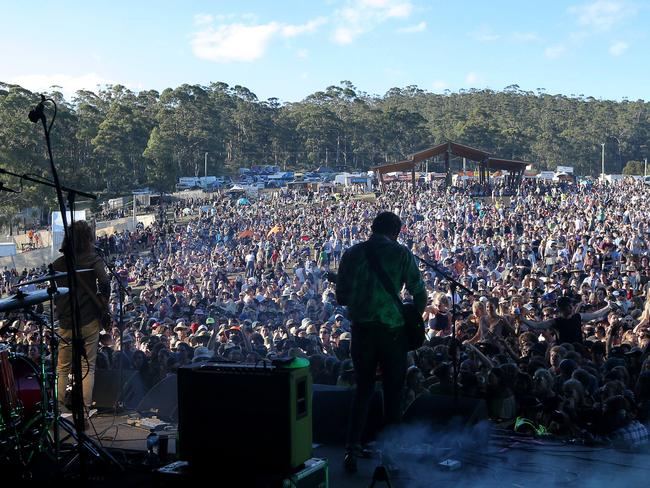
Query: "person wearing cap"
336 211 426 473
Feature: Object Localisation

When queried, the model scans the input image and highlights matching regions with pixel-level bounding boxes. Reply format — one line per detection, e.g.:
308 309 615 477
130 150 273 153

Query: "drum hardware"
0 287 69 313
0 282 122 473
16 268 92 288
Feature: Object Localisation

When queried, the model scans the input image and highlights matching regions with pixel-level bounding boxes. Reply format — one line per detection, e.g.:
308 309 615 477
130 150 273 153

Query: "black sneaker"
343 450 358 474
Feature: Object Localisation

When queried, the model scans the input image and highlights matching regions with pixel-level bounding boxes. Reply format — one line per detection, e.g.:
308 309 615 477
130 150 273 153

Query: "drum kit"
0 267 120 473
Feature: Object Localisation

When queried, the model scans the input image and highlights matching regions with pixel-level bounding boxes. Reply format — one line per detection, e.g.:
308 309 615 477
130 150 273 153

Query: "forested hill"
1 80 649 200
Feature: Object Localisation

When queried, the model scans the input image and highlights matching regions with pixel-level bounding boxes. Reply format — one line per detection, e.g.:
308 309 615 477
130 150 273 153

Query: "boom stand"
21 95 122 478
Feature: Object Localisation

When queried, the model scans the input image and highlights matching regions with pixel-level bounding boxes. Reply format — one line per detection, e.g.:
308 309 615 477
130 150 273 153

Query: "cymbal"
0 288 69 313
17 269 92 287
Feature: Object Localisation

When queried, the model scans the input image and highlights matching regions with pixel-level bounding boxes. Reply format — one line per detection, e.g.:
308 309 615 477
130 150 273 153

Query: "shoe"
87 408 98 419
343 450 358 474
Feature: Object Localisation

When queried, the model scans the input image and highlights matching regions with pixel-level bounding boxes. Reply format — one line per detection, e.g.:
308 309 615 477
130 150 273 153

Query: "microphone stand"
26 95 121 478
35 97 88 472
96 249 129 412
414 254 473 403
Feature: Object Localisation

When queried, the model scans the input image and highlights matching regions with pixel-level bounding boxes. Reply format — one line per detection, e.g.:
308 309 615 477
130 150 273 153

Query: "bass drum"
9 354 42 423
0 344 19 423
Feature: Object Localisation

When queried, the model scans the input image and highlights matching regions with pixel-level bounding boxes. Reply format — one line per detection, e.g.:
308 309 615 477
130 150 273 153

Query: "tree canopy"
1 80 648 211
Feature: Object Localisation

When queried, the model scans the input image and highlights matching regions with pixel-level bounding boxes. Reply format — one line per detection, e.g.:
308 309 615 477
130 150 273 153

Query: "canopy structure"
373 141 530 191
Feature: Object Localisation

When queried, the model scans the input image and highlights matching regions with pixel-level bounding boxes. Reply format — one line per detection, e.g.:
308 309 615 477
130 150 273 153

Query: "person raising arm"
518 296 610 344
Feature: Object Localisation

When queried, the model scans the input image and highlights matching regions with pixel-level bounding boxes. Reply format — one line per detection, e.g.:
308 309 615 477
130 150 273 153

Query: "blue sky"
2 0 649 102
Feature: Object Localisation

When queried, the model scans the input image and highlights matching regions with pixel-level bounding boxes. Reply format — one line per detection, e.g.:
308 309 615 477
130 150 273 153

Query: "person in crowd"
2 177 650 453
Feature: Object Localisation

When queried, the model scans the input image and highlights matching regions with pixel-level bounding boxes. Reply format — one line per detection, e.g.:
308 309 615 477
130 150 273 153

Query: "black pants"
347 322 408 447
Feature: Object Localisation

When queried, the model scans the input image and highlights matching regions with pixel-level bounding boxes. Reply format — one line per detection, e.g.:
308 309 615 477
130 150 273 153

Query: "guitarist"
53 220 110 416
336 211 426 473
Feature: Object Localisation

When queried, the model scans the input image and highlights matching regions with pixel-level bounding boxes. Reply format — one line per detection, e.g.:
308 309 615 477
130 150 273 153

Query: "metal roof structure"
373 141 530 190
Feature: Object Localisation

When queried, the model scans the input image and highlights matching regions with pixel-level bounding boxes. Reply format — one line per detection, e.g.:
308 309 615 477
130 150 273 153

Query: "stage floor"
10 410 650 487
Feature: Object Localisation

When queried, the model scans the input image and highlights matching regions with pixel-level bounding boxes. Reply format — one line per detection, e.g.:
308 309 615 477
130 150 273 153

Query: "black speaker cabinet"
312 384 383 444
136 374 178 421
177 362 312 475
92 369 142 410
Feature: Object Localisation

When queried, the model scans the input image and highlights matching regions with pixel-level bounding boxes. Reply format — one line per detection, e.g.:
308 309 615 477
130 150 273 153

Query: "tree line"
1 80 649 213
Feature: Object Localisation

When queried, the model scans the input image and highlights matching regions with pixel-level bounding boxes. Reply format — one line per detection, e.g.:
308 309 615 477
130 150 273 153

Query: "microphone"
28 95 46 124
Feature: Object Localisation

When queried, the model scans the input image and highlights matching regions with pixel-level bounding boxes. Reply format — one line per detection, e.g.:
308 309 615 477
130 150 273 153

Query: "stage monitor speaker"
312 384 383 444
136 373 178 421
92 369 142 410
403 393 488 427
177 362 312 476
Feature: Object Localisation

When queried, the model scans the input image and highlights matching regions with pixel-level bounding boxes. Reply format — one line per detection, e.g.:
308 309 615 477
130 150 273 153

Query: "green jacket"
336 234 426 328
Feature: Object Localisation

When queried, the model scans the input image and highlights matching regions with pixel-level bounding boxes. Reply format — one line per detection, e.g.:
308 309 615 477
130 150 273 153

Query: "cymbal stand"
22 278 66 460
24 308 62 459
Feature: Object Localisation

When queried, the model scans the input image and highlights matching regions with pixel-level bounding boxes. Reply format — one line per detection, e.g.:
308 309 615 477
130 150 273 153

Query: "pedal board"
129 416 170 431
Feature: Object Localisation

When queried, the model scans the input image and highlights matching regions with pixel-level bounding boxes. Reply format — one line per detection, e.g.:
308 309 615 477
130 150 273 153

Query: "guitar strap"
363 241 406 316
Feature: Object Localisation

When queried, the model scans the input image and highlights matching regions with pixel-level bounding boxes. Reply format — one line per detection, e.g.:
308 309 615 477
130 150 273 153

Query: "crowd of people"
3 177 650 449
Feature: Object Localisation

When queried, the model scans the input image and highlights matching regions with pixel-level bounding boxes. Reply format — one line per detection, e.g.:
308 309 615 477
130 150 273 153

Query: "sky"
1 0 649 103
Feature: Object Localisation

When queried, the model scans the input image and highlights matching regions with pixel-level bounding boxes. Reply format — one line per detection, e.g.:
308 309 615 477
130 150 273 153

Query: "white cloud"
190 17 325 63
544 44 566 59
465 72 480 85
297 49 309 59
431 80 448 90
331 0 413 45
193 13 214 25
7 72 119 100
281 17 327 37
191 22 281 62
475 33 500 41
471 25 500 42
512 32 541 42
609 40 628 56
333 27 355 44
569 0 633 30
386 3 412 18
398 21 426 33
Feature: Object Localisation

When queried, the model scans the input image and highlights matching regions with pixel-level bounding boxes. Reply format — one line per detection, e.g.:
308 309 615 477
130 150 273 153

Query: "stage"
11 411 643 487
